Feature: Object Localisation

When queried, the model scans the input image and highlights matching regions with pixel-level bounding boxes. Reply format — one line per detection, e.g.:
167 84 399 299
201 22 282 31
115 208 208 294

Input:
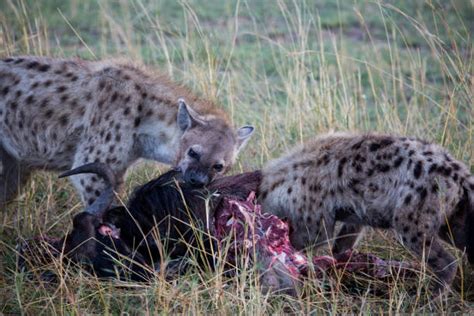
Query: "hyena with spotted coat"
259 132 474 290
0 56 253 206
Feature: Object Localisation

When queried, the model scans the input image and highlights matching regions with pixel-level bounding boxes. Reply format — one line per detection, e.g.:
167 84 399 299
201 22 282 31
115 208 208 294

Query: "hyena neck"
134 132 180 165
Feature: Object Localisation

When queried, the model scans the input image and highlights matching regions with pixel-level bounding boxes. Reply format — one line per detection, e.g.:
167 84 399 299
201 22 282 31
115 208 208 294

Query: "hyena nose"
186 171 209 188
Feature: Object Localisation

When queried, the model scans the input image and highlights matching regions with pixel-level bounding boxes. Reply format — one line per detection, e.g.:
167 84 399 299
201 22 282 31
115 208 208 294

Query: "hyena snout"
184 168 210 188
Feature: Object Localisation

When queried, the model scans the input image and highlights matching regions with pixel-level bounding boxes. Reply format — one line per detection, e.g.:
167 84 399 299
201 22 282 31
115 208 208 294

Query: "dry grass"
1 0 473 314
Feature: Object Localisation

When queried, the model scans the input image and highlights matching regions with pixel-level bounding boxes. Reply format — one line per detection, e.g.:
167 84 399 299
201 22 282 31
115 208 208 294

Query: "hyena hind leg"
0 145 31 205
438 192 474 264
397 225 457 292
332 223 364 254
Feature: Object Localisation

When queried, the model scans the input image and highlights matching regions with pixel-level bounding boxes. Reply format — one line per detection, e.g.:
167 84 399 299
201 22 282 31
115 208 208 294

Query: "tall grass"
1 0 473 313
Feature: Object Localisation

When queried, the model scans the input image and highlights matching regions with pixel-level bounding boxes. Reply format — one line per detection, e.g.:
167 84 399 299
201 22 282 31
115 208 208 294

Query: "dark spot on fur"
403 226 409 233
441 166 452 176
26 61 39 69
105 132 111 142
85 186 93 193
416 186 428 202
393 157 404 168
270 179 284 191
59 114 69 126
404 194 412 205
10 101 18 110
99 80 106 90
428 163 437 173
451 162 460 171
337 157 347 177
351 140 364 150
413 161 423 179
94 190 101 197
45 109 53 118
25 95 35 104
1 86 9 96
370 138 394 152
44 80 52 87
123 107 130 115
432 183 439 193
134 117 141 127
287 187 293 194
88 198 95 205
376 164 390 173
56 86 67 93
369 143 381 152
38 64 50 72
111 92 118 102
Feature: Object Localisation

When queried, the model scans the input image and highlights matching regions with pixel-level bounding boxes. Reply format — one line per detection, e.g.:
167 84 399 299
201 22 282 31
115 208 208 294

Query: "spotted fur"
0 56 253 206
259 132 474 291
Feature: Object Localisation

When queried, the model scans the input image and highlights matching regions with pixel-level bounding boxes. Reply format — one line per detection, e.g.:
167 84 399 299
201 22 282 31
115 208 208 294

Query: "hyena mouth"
184 169 210 188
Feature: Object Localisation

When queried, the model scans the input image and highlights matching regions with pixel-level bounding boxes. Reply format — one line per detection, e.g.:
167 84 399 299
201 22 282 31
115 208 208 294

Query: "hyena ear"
177 98 204 131
236 125 254 152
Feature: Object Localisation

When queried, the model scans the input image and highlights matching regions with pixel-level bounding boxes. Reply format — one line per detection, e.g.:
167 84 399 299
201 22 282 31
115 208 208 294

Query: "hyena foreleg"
70 143 126 207
332 223 364 254
0 144 31 205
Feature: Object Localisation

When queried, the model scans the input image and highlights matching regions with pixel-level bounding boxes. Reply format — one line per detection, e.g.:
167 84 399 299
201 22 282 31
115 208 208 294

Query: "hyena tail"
463 177 474 264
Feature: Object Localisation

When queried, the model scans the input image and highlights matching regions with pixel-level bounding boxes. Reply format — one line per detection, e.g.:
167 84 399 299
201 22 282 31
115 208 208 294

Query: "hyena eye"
213 164 224 172
188 148 200 160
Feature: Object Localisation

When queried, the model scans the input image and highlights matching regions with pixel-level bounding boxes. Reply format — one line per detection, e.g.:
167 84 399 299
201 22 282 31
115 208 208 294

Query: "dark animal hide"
18 166 263 282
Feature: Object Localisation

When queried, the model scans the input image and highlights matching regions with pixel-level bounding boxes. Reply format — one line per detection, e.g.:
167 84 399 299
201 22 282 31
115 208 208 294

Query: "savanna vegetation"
1 0 473 313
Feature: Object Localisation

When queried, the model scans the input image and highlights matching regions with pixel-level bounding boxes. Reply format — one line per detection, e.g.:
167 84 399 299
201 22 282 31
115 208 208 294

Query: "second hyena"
259 132 474 290
0 56 254 206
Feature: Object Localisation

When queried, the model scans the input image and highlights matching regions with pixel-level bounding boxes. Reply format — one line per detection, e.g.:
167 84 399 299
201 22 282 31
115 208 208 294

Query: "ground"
0 0 473 313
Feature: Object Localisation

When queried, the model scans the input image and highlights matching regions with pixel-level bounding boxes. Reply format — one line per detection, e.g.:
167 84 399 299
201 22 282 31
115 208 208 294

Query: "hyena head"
175 99 254 187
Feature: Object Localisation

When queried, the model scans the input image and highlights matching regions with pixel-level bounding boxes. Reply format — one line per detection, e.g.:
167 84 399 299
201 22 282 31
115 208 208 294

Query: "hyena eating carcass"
258 132 474 291
0 56 254 206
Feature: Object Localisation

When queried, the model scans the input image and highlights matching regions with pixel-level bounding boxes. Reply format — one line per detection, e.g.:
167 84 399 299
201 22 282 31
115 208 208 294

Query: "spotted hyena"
259 132 474 290
0 56 254 206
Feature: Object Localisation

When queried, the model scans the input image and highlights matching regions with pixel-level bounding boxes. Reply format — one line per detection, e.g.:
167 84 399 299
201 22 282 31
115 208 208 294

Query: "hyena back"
0 56 253 206
259 132 474 289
